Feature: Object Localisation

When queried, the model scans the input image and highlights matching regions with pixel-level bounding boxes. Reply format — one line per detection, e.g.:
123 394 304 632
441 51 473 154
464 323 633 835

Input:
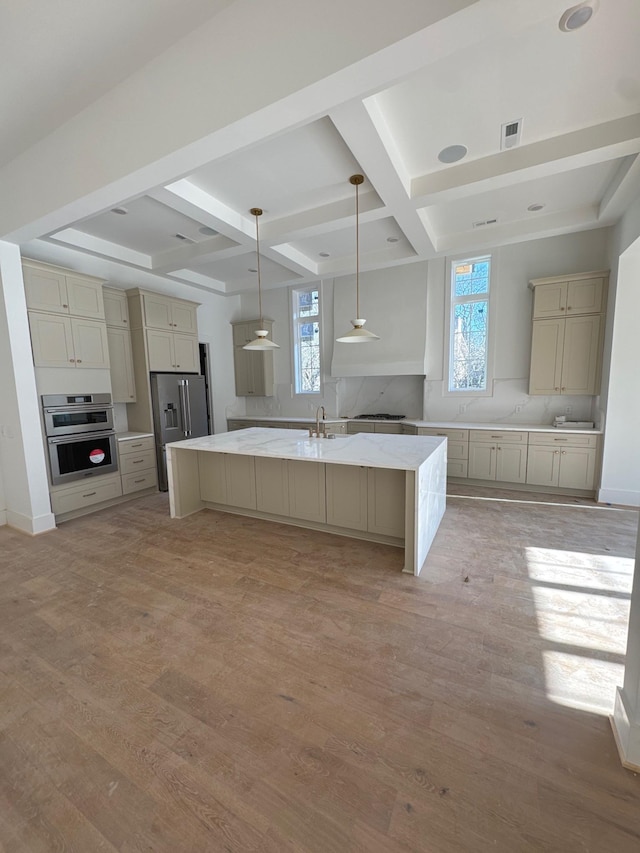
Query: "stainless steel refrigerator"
150 373 209 491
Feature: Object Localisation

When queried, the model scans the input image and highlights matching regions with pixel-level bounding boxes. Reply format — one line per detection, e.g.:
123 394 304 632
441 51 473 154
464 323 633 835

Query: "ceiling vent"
501 119 522 150
473 218 498 228
174 232 195 243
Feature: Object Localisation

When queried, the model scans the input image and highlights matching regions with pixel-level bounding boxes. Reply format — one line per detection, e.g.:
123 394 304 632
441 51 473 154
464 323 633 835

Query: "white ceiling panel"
187 252 301 288
73 196 222 254
425 159 624 236
287 217 410 262
188 118 364 218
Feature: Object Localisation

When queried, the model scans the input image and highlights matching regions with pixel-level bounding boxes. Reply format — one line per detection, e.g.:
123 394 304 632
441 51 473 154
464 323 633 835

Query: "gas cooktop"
353 413 406 420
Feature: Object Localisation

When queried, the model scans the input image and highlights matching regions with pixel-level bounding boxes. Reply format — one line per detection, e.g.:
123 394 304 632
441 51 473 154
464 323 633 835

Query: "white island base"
166 428 446 576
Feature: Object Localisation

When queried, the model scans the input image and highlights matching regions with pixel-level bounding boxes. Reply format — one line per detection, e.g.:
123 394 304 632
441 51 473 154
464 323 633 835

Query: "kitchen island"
166 428 446 576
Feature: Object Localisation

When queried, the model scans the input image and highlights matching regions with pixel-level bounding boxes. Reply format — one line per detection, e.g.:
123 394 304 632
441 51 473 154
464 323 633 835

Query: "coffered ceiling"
7 0 640 296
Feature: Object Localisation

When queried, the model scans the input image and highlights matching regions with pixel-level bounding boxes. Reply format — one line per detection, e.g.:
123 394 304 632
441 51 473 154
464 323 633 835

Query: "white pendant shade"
336 175 379 344
243 329 280 350
335 319 380 343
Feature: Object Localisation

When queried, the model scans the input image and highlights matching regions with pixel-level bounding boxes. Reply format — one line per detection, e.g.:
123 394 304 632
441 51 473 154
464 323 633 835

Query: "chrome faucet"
309 405 326 438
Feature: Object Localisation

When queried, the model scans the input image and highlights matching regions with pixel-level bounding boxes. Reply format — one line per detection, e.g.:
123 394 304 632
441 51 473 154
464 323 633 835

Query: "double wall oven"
42 393 118 486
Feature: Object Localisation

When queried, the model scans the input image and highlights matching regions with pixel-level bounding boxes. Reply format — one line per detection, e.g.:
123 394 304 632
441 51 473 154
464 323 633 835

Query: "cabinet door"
103 288 129 327
496 445 527 484
146 329 176 371
468 443 497 480
233 347 252 395
71 319 110 368
173 334 199 373
66 276 105 319
532 282 567 319
232 322 252 346
23 266 69 314
107 327 136 402
325 464 368 530
28 312 75 366
255 457 289 516
143 294 173 330
199 452 227 503
288 460 326 522
561 315 601 395
367 468 405 538
526 446 560 488
558 448 596 490
170 301 198 334
224 455 256 509
566 277 605 316
529 319 564 395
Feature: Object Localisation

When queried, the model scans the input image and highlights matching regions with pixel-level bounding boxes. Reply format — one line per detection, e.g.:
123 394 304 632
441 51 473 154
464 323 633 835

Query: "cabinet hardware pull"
134 479 145 484
561 306 565 311
76 359 82 363
567 306 572 310
554 387 559 391
69 358 75 362
490 435 501 437
562 451 566 455
555 450 560 454
62 303 68 308
132 459 143 464
124 319 127 323
131 443 142 448
554 438 568 441
83 491 97 497
176 364 180 368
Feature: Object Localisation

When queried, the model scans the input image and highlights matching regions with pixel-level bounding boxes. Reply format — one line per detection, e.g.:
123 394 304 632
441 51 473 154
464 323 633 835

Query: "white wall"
239 228 610 425
196 291 243 433
0 455 5 525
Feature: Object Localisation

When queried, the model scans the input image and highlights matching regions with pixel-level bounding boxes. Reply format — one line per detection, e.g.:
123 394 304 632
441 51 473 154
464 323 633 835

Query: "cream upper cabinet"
232 320 274 397
23 261 105 319
103 287 130 328
107 327 136 402
529 271 607 396
142 293 198 333
146 330 199 373
29 312 110 369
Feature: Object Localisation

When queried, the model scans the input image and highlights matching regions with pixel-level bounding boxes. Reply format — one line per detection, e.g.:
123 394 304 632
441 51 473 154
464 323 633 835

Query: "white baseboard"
610 687 640 772
6 509 56 535
597 488 640 508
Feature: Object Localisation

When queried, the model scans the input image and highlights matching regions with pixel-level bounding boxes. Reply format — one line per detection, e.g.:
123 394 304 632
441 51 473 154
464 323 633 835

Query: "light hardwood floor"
0 489 638 852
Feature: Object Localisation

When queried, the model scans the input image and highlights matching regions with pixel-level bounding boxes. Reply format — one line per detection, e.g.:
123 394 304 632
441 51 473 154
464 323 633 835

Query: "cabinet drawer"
119 436 155 455
347 422 375 433
447 459 468 478
51 477 122 515
417 427 469 442
119 449 156 474
470 430 528 444
121 469 158 495
528 432 599 448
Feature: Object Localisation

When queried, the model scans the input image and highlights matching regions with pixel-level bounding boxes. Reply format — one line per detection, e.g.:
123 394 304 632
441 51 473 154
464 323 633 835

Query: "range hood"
330 263 428 377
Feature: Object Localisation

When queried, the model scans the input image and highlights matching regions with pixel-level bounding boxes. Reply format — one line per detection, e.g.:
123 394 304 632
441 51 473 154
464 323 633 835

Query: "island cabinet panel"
325 465 368 530
288 460 326 522
255 457 289 516
224 455 256 509
199 452 227 504
367 468 405 538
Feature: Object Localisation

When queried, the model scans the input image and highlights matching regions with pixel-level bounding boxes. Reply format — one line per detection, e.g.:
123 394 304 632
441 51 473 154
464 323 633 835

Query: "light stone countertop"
116 431 154 441
402 420 602 434
228 416 346 424
168 427 445 471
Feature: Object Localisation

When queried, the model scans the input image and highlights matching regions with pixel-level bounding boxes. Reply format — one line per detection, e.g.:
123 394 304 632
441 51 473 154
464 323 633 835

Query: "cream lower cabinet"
416 427 469 478
325 464 405 537
526 434 598 490
468 431 528 483
146 329 199 373
199 453 256 509
49 474 122 516
107 327 136 402
118 436 157 495
28 312 110 368
255 457 326 522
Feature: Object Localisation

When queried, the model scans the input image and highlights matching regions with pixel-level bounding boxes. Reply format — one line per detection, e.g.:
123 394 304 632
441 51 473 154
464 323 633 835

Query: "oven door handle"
48 430 116 444
44 405 114 414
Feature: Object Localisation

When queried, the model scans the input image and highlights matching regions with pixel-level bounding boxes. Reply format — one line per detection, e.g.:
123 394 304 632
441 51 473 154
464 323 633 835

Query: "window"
447 256 492 393
292 285 321 394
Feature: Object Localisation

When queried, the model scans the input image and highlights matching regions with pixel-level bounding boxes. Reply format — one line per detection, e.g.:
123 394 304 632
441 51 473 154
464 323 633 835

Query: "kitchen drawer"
119 449 156 475
50 476 122 515
417 427 469 442
121 468 158 495
402 424 418 435
528 432 599 448
119 435 155 455
347 422 375 433
447 459 468 478
469 430 528 444
374 423 403 434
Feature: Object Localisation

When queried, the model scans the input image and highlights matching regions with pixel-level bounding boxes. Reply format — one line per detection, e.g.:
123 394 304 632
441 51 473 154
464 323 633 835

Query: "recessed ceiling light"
438 144 468 164
528 203 545 212
111 206 128 215
319 252 330 258
386 237 399 243
198 226 218 236
559 1 598 32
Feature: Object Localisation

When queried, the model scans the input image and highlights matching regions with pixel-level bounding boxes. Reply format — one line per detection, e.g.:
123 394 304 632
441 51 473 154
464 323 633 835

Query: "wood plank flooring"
0 488 638 852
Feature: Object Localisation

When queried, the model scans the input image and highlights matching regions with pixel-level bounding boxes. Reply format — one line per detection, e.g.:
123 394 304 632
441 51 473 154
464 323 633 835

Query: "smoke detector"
501 119 523 150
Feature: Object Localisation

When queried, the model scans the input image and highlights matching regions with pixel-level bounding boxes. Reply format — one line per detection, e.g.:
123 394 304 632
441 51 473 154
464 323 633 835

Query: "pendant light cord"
355 178 360 318
251 207 264 326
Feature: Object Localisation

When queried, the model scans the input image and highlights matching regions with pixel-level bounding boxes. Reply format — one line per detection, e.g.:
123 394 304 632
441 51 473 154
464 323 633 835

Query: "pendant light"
336 174 380 343
243 207 279 350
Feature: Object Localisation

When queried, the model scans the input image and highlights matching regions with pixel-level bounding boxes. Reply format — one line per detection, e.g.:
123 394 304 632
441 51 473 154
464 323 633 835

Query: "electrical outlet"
458 404 466 414
515 404 523 414
565 406 573 414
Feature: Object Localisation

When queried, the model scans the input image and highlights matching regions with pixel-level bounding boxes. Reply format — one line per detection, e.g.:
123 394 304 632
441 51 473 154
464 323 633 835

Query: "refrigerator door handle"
180 380 192 437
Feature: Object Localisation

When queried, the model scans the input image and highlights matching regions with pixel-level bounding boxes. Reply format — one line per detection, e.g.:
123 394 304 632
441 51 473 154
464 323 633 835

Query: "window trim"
443 253 496 397
291 283 322 397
